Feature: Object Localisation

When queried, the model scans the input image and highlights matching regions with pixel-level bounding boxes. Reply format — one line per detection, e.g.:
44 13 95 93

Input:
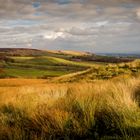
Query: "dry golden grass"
0 77 140 139
0 78 46 87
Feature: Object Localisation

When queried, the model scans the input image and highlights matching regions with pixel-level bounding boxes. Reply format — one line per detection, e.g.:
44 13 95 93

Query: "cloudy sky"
0 0 140 53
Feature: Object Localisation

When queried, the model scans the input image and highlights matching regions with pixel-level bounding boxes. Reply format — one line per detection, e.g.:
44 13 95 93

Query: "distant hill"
47 50 91 56
0 48 46 56
0 48 92 57
0 48 134 63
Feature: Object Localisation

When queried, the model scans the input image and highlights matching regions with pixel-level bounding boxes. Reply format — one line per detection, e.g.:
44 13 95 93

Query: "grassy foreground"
0 77 140 140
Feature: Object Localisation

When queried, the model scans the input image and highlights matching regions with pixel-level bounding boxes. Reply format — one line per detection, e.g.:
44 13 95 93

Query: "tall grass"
0 78 140 140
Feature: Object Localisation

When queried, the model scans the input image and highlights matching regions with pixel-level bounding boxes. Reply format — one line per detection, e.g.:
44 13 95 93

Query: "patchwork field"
0 48 138 80
0 49 98 78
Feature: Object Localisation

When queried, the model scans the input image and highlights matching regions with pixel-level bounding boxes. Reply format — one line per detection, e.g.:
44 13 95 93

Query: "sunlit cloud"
43 32 65 40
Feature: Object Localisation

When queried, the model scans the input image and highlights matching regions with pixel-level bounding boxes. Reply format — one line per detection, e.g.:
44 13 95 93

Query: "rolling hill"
0 48 137 80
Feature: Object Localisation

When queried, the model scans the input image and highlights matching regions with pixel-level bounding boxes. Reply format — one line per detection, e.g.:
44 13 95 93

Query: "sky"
0 0 140 53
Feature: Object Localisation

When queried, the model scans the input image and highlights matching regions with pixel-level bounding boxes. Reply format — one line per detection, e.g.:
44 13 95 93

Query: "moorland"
0 48 140 140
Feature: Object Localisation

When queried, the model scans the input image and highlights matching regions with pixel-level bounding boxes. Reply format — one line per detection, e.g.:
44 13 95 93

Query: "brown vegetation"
0 77 140 139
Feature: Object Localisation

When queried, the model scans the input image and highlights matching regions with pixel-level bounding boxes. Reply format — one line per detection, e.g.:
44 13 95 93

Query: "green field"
0 49 138 80
0 51 106 79
0 56 87 78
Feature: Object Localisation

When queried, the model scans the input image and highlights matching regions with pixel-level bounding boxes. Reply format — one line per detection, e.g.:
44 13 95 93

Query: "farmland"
0 48 137 80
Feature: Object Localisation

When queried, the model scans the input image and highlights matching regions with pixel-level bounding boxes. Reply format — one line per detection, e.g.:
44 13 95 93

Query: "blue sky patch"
33 2 41 8
55 0 71 4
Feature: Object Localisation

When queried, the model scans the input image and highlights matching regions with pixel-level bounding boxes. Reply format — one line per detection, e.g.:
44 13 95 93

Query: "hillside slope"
53 60 140 82
0 48 92 78
0 48 136 79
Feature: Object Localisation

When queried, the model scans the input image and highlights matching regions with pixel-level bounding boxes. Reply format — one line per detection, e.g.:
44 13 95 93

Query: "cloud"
43 31 65 40
0 0 139 20
0 0 140 53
